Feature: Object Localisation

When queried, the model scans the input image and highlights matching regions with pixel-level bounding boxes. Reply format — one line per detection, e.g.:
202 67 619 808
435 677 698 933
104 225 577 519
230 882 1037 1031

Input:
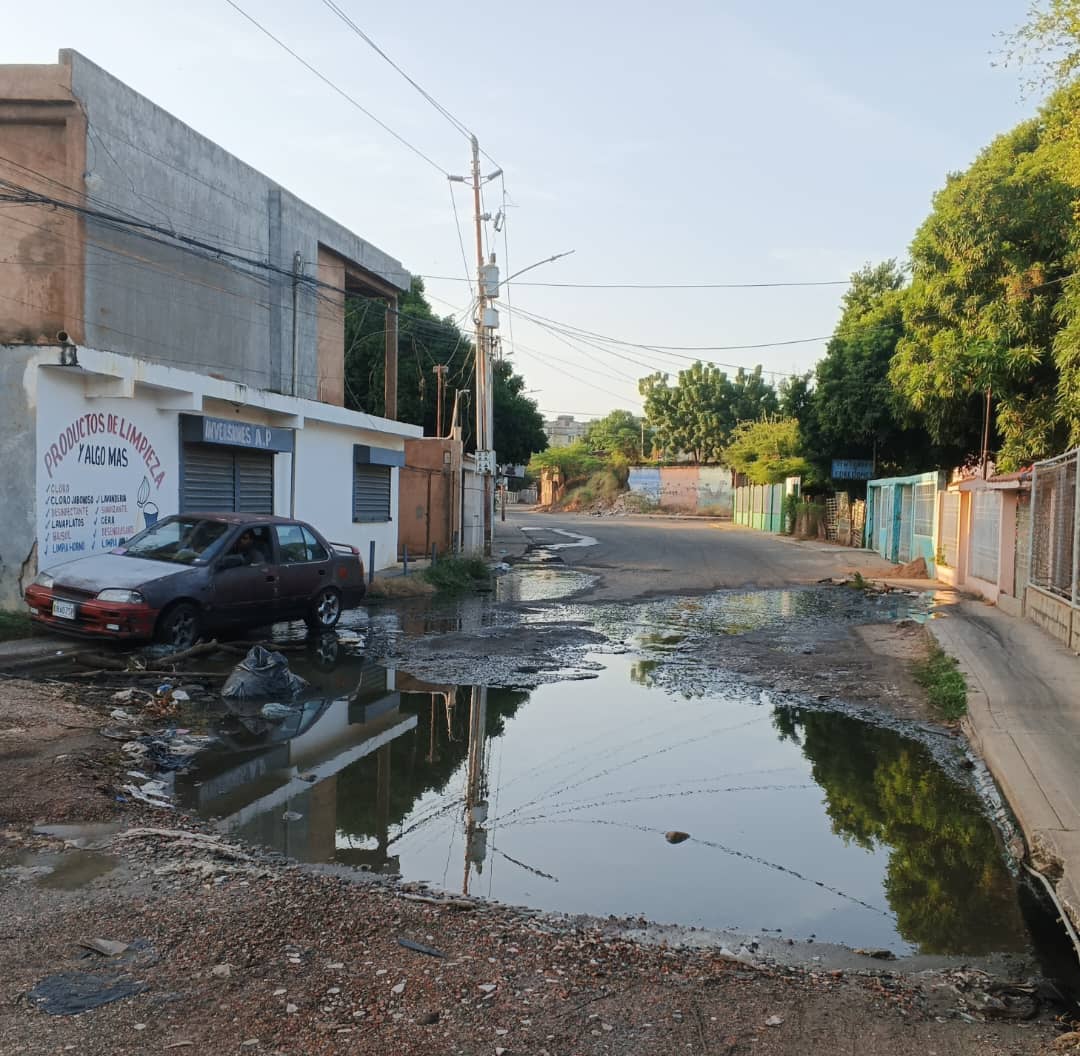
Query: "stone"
286 1004 298 1014
765 1015 783 1027
211 964 231 978
664 831 690 844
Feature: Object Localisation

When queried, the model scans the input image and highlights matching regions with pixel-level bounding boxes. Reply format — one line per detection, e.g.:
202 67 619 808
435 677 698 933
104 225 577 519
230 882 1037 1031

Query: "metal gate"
939 492 960 568
970 490 1000 583
873 486 892 556
181 444 274 513
898 486 914 563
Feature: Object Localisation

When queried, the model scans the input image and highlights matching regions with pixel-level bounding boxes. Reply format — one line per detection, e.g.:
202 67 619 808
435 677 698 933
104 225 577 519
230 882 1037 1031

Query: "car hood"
44 553 190 592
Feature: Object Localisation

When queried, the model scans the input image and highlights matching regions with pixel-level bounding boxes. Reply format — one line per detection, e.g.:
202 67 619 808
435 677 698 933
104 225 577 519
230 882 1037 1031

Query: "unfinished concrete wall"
0 63 86 345
0 346 41 608
48 49 408 403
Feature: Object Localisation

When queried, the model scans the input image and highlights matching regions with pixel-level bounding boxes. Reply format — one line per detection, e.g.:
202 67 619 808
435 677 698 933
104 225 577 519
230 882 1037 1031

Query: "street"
502 511 901 600
0 513 1072 1056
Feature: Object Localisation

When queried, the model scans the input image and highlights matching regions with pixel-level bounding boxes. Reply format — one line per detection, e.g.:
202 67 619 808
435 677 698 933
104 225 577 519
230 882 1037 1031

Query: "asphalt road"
502 510 900 601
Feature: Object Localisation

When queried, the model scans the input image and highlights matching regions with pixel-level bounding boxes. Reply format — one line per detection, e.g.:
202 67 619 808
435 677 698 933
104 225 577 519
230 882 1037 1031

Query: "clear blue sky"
3 0 1042 419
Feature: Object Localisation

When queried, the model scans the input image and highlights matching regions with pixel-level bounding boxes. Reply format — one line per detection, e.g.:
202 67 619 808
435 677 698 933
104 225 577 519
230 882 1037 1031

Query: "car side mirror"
219 554 244 570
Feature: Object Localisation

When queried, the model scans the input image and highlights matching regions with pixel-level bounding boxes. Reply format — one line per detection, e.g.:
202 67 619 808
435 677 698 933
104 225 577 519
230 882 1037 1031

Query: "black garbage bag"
221 646 309 701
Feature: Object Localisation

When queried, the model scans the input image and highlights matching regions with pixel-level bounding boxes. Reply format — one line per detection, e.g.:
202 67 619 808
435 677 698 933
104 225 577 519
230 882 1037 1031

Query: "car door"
273 523 331 617
206 524 280 628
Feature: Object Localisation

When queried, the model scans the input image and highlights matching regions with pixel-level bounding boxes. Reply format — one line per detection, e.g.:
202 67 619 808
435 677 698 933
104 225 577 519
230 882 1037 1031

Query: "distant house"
543 415 589 448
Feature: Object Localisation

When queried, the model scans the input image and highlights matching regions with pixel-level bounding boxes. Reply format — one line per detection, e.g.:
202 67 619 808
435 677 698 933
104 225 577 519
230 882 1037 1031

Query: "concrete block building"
0 49 421 607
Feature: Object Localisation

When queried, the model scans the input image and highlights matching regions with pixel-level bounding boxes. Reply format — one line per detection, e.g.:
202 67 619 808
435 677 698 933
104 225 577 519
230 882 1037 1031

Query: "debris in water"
664 831 690 844
854 948 896 960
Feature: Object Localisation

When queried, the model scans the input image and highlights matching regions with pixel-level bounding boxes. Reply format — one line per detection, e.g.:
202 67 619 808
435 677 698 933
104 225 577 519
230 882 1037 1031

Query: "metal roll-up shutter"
235 450 274 513
182 444 236 511
182 444 274 513
353 465 391 522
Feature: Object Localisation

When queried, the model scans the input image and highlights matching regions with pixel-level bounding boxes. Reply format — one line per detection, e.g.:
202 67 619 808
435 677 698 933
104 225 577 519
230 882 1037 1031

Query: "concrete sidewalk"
929 600 1080 927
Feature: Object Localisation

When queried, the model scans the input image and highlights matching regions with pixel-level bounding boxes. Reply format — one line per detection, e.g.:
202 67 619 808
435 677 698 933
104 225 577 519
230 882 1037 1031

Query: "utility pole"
433 364 447 437
469 135 495 555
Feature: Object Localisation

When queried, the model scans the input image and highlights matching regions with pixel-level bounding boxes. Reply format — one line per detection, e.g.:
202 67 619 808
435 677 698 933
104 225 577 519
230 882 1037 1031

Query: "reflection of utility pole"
376 743 391 864
462 685 489 895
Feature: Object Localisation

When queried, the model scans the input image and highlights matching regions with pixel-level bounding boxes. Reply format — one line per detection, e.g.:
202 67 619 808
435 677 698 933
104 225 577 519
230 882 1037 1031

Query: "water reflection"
773 707 1028 955
180 650 1031 957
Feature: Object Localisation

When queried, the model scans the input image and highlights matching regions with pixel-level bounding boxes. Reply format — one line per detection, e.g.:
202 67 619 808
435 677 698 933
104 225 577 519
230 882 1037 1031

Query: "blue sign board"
831 459 875 480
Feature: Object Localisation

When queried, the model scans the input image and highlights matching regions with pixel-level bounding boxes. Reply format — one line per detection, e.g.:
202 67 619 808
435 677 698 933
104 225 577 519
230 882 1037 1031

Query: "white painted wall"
462 469 484 554
36 365 180 568
292 419 403 571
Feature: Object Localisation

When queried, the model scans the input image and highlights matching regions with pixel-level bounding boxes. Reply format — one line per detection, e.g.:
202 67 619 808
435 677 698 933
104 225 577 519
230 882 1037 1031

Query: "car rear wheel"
306 587 341 631
156 602 202 650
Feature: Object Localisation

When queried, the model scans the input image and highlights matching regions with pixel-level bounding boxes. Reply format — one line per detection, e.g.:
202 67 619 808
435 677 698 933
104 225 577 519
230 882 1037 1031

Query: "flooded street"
171 583 1040 962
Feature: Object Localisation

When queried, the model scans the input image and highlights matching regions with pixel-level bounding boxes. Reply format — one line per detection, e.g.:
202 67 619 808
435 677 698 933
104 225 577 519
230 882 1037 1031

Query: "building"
0 50 422 607
543 415 588 448
866 471 944 575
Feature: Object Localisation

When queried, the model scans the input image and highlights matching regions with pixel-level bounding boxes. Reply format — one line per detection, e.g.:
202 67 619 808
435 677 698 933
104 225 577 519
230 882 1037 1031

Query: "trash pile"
222 646 309 701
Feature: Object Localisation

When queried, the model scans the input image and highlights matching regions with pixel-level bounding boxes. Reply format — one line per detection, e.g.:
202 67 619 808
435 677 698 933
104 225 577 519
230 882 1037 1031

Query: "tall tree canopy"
639 363 777 463
805 262 943 477
344 279 547 464
722 417 811 484
889 108 1080 468
583 409 652 461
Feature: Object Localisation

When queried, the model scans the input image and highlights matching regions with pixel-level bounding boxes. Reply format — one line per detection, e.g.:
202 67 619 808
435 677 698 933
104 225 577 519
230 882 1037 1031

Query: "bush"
420 555 491 595
914 644 968 720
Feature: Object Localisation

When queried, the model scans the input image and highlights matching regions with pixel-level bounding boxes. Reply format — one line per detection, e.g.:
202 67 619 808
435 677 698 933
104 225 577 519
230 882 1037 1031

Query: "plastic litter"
222 646 309 702
260 702 297 722
28 971 148 1015
79 939 129 958
398 938 445 958
135 730 213 772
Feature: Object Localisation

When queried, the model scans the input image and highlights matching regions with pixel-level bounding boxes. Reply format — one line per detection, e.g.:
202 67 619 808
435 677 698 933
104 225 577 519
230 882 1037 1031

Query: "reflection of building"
0 50 420 606
175 665 415 869
543 415 589 448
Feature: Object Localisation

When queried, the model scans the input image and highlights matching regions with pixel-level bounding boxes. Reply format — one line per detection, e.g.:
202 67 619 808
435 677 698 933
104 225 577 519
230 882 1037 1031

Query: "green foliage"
583 409 652 461
723 417 811 484
1002 0 1080 91
804 262 944 478
420 555 490 595
559 468 625 510
773 707 1026 954
492 359 548 465
889 112 1079 468
0 610 33 641
344 278 547 464
527 442 602 483
639 363 777 464
914 645 969 721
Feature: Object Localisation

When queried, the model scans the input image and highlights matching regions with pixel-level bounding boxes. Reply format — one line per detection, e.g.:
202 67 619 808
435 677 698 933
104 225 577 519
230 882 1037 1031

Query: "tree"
345 278 471 433
344 279 546 462
639 362 777 464
583 409 652 462
493 359 547 465
800 262 944 478
527 442 602 482
722 417 811 484
889 112 1079 468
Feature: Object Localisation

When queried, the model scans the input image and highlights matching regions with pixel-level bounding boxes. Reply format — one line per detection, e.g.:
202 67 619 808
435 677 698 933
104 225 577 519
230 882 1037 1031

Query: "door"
182 444 274 513
897 486 914 563
273 523 332 616
206 524 280 627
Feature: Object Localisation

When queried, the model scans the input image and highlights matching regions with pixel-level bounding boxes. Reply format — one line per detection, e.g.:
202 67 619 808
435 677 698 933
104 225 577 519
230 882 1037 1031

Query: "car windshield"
121 517 230 565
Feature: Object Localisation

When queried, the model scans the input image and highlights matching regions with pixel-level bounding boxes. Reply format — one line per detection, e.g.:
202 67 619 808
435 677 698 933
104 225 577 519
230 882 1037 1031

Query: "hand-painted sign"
181 414 294 453
831 459 875 481
39 412 167 562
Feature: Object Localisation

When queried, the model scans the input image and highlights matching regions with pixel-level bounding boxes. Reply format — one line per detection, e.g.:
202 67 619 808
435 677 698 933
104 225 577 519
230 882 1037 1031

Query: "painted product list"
39 411 168 561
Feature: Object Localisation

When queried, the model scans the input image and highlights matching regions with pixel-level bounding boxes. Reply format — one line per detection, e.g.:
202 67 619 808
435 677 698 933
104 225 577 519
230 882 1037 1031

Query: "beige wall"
0 63 86 344
316 245 346 406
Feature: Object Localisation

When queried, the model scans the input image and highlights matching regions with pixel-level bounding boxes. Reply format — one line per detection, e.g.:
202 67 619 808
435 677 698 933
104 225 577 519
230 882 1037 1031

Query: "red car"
25 513 367 649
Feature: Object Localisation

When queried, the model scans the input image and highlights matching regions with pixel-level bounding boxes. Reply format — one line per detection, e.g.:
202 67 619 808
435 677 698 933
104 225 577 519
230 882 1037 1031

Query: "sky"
3 0 1045 421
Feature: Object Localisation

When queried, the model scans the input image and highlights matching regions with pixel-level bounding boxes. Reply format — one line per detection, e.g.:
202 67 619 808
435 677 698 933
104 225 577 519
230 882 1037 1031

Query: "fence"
1029 448 1079 606
824 494 867 547
733 482 786 533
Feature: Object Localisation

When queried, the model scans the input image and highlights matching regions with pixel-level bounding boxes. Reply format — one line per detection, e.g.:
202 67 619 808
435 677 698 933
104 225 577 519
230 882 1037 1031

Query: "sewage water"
178 646 1033 957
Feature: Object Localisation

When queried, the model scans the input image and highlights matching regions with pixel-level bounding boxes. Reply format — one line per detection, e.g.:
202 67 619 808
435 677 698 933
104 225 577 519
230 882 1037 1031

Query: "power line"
221 0 450 175
420 275 853 290
318 0 474 141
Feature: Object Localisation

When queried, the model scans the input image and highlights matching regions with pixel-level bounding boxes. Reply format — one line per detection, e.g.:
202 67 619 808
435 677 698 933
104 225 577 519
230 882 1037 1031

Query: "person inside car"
233 528 271 566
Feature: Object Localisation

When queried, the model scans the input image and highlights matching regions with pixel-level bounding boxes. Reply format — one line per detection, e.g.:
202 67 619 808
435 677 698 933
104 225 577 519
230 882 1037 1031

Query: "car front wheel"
156 602 202 650
306 587 341 631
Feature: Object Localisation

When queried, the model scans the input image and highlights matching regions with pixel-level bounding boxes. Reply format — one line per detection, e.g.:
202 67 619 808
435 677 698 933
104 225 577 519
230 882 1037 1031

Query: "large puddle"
176 645 1035 958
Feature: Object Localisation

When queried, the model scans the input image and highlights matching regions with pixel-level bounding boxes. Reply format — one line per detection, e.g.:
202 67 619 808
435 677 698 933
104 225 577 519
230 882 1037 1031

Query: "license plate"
52 599 76 620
